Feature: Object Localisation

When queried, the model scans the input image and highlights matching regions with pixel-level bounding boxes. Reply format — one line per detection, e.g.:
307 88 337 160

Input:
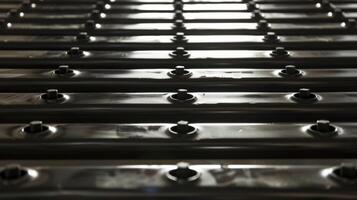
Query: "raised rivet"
257 19 270 30
0 165 32 185
166 162 200 183
251 10 263 19
91 10 101 19
346 19 356 28
279 65 303 77
76 32 90 42
29 121 44 133
331 164 357 184
172 19 186 30
174 2 183 10
263 32 279 42
20 121 56 138
307 120 338 137
67 47 84 57
168 89 196 103
247 2 256 11
41 89 66 103
168 121 197 137
270 47 289 57
8 9 18 18
174 10 184 20
169 47 190 58
54 65 75 76
290 88 319 103
85 20 96 29
171 32 188 43
333 8 345 19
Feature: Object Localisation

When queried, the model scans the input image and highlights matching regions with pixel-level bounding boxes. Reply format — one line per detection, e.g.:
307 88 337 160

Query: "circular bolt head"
247 2 256 11
168 65 192 78
85 20 96 29
290 88 319 103
67 47 84 57
41 89 66 103
174 10 184 20
0 165 31 185
257 20 270 30
168 120 197 137
96 1 105 9
168 89 196 103
172 32 188 43
77 32 90 42
166 162 200 183
21 121 56 138
307 120 338 137
279 65 303 77
346 19 356 28
263 32 279 43
8 9 18 17
331 164 357 184
271 47 289 58
169 47 190 58
172 19 186 30
29 121 44 133
91 10 101 19
54 65 75 77
333 8 344 19
174 2 183 10
46 89 59 100
251 10 262 19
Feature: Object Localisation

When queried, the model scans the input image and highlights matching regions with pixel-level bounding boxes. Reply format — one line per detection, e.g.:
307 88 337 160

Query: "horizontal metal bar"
0 92 354 122
0 121 355 139
14 12 337 23
0 163 356 199
0 68 356 92
0 50 356 67
0 35 357 50
4 22 345 30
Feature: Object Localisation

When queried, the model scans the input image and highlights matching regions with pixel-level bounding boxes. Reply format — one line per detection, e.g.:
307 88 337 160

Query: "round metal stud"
174 2 183 10
0 165 34 185
67 47 84 57
91 10 101 19
278 65 303 77
171 32 188 43
96 1 106 10
0 20 7 29
54 65 75 77
257 19 270 30
168 89 196 103
330 164 357 184
85 20 96 29
332 8 345 19
169 47 190 58
173 10 184 20
76 32 91 42
263 32 280 43
166 162 200 183
168 121 197 137
247 2 256 11
307 120 339 137
40 89 67 103
345 19 356 28
21 121 56 138
8 9 19 18
251 10 263 19
270 47 289 58
290 88 319 103
172 19 186 30
168 66 192 78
